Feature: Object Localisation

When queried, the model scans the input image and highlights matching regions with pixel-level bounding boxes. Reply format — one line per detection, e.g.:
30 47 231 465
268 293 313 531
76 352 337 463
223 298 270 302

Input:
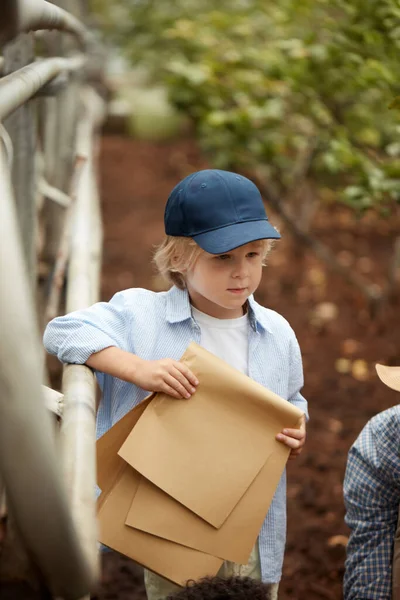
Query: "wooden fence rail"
0 1 105 597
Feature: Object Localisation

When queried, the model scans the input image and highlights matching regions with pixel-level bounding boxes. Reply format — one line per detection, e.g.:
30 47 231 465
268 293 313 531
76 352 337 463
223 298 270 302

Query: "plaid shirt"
343 405 400 600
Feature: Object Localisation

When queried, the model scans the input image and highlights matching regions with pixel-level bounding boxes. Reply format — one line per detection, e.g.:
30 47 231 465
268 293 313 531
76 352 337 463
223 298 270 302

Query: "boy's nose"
232 262 248 278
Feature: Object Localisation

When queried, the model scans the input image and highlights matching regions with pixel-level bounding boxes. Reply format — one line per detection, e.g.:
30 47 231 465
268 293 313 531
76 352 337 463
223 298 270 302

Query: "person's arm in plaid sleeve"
343 409 400 600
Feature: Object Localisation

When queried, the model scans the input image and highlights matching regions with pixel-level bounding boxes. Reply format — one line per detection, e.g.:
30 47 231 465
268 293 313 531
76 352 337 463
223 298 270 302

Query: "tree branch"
385 235 400 299
255 174 383 306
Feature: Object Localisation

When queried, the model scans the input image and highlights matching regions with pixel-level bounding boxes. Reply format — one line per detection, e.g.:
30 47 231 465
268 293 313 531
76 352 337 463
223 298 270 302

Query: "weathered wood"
1 35 40 593
3 33 37 292
42 0 84 267
59 87 105 592
0 140 93 600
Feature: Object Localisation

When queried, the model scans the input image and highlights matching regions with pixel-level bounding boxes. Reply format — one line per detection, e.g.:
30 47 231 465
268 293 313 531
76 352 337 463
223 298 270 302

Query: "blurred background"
1 0 400 598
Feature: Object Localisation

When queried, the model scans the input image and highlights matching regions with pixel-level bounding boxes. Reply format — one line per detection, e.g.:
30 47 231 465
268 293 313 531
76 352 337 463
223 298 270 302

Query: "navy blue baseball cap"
164 169 280 254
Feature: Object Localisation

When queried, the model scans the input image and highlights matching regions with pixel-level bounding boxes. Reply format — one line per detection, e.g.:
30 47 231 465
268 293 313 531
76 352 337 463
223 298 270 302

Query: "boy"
166 575 272 599
44 169 308 600
343 364 400 600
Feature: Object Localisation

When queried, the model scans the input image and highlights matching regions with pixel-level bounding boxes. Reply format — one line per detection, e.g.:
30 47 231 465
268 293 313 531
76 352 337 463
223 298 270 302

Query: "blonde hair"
153 236 275 290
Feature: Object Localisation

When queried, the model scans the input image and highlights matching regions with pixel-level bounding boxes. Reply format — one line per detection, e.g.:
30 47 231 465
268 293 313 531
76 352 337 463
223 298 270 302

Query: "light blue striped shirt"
43 285 308 583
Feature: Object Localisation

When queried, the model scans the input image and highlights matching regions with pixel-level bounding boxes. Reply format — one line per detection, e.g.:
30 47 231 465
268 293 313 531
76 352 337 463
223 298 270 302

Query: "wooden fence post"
3 33 37 293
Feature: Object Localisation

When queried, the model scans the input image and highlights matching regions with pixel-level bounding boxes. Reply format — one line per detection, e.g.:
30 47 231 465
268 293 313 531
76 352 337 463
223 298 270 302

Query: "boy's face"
185 241 264 319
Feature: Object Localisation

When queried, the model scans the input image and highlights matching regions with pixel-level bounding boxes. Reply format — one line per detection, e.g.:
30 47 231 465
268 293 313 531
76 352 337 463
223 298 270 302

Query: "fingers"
164 374 192 399
162 382 184 400
174 362 199 388
280 427 304 440
278 430 305 460
161 361 198 399
171 366 197 396
160 360 198 399
276 427 306 451
137 358 199 400
276 433 302 449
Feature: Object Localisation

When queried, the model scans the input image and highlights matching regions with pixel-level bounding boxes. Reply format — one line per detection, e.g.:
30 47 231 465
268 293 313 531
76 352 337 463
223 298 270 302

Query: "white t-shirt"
191 306 249 375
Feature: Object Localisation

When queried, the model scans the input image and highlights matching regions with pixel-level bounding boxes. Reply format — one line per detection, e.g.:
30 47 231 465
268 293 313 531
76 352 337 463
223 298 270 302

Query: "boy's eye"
247 252 260 258
215 254 231 261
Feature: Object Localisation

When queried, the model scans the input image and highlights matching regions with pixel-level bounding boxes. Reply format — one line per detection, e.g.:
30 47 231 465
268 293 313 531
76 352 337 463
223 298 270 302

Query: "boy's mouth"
227 287 247 294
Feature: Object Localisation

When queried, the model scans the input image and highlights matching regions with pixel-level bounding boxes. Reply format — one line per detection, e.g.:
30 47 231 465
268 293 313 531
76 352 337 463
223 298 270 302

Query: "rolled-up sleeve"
287 334 308 420
43 291 130 364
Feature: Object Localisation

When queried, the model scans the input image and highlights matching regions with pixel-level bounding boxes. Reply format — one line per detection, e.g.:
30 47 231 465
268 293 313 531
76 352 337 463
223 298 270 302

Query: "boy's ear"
171 253 181 268
172 254 188 276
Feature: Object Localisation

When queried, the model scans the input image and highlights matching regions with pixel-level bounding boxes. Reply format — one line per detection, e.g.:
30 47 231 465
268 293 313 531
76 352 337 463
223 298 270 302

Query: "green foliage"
92 0 400 211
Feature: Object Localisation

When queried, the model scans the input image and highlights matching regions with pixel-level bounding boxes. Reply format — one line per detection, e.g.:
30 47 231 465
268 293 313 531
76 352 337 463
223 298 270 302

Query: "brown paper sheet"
118 342 303 528
125 443 289 563
97 397 223 585
97 396 153 495
99 465 223 585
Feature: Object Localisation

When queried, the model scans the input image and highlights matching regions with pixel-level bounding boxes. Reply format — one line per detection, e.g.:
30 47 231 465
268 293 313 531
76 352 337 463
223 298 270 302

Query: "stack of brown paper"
97 342 304 585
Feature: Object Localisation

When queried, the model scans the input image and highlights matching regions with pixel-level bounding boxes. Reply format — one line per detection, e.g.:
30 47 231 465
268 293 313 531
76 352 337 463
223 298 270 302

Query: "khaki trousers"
144 543 279 600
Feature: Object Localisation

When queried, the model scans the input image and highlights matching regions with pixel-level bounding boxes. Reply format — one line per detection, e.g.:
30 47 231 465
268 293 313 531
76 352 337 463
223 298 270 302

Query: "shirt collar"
247 295 272 333
165 286 192 323
165 286 272 333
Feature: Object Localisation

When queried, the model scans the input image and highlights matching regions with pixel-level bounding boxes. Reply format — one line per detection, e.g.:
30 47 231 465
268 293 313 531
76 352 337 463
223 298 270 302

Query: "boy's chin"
226 297 248 305
219 295 250 309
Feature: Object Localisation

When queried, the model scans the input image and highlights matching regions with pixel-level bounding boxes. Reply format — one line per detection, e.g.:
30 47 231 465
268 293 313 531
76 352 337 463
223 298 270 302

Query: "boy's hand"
276 414 306 460
86 347 198 399
134 358 199 400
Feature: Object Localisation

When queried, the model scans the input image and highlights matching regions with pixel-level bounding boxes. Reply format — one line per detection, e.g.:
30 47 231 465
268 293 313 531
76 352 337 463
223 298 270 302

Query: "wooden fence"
0 1 105 597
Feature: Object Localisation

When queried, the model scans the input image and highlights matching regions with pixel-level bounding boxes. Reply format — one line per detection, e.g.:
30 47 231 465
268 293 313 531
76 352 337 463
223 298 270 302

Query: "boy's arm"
287 334 308 419
86 347 198 399
276 334 307 459
343 417 399 600
43 291 129 365
44 291 198 399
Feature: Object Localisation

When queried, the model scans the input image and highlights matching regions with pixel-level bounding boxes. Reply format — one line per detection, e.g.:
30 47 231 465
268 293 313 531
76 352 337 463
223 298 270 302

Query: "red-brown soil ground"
68 134 399 600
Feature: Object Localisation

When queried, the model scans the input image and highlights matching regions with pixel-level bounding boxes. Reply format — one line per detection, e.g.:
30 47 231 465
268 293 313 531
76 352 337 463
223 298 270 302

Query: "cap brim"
376 364 400 392
192 220 281 254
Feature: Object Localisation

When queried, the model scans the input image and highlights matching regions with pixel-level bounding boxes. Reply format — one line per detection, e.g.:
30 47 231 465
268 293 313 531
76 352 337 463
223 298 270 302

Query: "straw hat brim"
375 364 400 392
